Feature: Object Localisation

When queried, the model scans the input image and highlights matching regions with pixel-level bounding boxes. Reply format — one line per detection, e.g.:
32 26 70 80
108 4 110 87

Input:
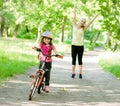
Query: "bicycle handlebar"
32 46 63 59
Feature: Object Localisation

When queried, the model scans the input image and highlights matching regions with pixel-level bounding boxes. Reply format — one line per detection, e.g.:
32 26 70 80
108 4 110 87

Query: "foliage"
85 29 98 42
17 26 37 39
0 38 38 82
0 0 4 10
98 0 120 50
84 40 94 50
0 0 120 50
17 32 36 39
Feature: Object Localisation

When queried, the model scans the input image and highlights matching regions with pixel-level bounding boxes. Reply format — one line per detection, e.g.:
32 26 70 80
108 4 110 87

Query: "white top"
72 25 84 46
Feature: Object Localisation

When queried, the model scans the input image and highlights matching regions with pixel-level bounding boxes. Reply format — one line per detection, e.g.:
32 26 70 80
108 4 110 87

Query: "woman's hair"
80 25 85 28
40 37 53 45
80 18 86 22
80 18 86 28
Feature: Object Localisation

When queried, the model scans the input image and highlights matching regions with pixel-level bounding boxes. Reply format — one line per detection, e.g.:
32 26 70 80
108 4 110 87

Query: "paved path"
0 49 120 106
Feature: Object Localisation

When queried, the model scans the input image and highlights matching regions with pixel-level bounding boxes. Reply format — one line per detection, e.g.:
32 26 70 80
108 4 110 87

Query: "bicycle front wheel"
29 76 39 100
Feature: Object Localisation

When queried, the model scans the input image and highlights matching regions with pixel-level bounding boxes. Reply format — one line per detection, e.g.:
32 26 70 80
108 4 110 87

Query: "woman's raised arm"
85 13 99 30
73 4 77 26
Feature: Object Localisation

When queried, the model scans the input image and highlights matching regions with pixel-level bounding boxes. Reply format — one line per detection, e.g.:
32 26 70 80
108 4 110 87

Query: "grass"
99 51 120 79
0 38 38 83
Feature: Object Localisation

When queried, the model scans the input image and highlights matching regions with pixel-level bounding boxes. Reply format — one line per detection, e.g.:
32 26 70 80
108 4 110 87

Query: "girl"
38 31 58 92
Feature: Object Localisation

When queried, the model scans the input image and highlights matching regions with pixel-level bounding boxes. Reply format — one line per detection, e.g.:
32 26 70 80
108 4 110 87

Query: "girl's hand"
56 54 63 59
32 46 41 52
32 46 37 50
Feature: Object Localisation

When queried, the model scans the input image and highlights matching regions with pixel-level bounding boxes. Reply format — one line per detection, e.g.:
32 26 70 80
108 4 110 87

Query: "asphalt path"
0 49 120 106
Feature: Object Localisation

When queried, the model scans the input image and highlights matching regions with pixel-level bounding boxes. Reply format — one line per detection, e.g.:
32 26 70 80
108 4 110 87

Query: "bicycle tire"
29 76 39 100
38 81 45 94
38 84 42 94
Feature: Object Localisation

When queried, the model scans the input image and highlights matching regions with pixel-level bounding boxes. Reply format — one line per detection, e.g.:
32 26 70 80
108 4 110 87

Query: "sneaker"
45 86 49 92
71 74 75 79
79 74 82 79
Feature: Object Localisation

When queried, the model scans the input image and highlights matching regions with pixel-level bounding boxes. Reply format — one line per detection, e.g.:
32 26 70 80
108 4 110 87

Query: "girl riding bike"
34 31 58 93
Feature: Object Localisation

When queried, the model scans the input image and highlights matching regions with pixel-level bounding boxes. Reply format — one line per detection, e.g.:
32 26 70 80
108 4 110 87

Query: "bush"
17 32 36 39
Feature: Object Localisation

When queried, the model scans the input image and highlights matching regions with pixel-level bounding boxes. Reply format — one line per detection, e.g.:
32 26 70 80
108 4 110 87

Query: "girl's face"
43 37 51 44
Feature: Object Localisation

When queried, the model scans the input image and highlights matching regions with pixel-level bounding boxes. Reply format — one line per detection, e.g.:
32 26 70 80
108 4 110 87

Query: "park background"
0 0 120 83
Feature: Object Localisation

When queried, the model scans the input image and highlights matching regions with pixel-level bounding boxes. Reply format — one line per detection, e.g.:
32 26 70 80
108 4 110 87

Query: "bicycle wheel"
38 81 45 94
29 76 39 100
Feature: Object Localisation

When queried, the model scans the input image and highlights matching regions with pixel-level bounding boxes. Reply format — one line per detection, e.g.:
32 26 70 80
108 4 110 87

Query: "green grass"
99 52 120 79
0 38 38 83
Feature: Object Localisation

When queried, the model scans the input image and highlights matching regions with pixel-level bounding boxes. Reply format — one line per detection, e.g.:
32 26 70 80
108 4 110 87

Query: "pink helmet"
43 31 52 39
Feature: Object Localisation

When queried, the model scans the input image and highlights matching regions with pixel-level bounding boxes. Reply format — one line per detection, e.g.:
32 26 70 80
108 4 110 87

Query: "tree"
0 0 4 37
98 0 120 51
1 0 120 51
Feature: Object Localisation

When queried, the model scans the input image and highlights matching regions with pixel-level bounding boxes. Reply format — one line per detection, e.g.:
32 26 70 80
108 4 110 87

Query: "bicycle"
29 47 63 100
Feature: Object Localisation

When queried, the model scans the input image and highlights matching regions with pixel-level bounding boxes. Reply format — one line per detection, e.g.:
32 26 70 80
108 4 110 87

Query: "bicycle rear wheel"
29 76 39 100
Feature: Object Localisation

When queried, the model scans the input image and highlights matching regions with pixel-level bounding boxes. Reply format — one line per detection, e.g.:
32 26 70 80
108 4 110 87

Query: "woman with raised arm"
71 4 98 79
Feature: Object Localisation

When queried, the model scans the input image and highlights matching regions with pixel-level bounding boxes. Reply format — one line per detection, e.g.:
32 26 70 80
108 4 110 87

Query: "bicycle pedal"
29 75 34 78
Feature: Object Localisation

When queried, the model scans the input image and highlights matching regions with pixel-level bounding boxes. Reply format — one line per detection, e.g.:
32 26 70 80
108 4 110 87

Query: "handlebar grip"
56 54 63 59
36 48 41 52
32 47 41 52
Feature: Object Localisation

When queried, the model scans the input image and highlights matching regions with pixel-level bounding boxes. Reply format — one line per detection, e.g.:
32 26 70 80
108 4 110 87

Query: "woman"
71 5 98 79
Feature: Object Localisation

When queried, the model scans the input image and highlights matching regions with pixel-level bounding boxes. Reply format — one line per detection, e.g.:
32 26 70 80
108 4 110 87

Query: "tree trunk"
0 15 5 37
26 26 29 32
13 24 19 38
60 17 67 43
93 31 100 46
5 26 9 38
113 42 118 52
106 30 112 49
36 26 41 44
61 24 64 42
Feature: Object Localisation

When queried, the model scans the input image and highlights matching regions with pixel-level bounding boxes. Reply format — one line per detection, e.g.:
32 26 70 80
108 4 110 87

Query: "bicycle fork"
37 70 45 88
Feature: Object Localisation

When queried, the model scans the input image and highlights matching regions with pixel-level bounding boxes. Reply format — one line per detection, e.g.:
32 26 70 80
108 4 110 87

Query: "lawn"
99 51 120 79
0 38 38 83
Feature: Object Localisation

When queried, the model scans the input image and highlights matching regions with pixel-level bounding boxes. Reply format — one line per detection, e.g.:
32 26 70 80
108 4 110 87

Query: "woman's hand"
74 3 77 8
